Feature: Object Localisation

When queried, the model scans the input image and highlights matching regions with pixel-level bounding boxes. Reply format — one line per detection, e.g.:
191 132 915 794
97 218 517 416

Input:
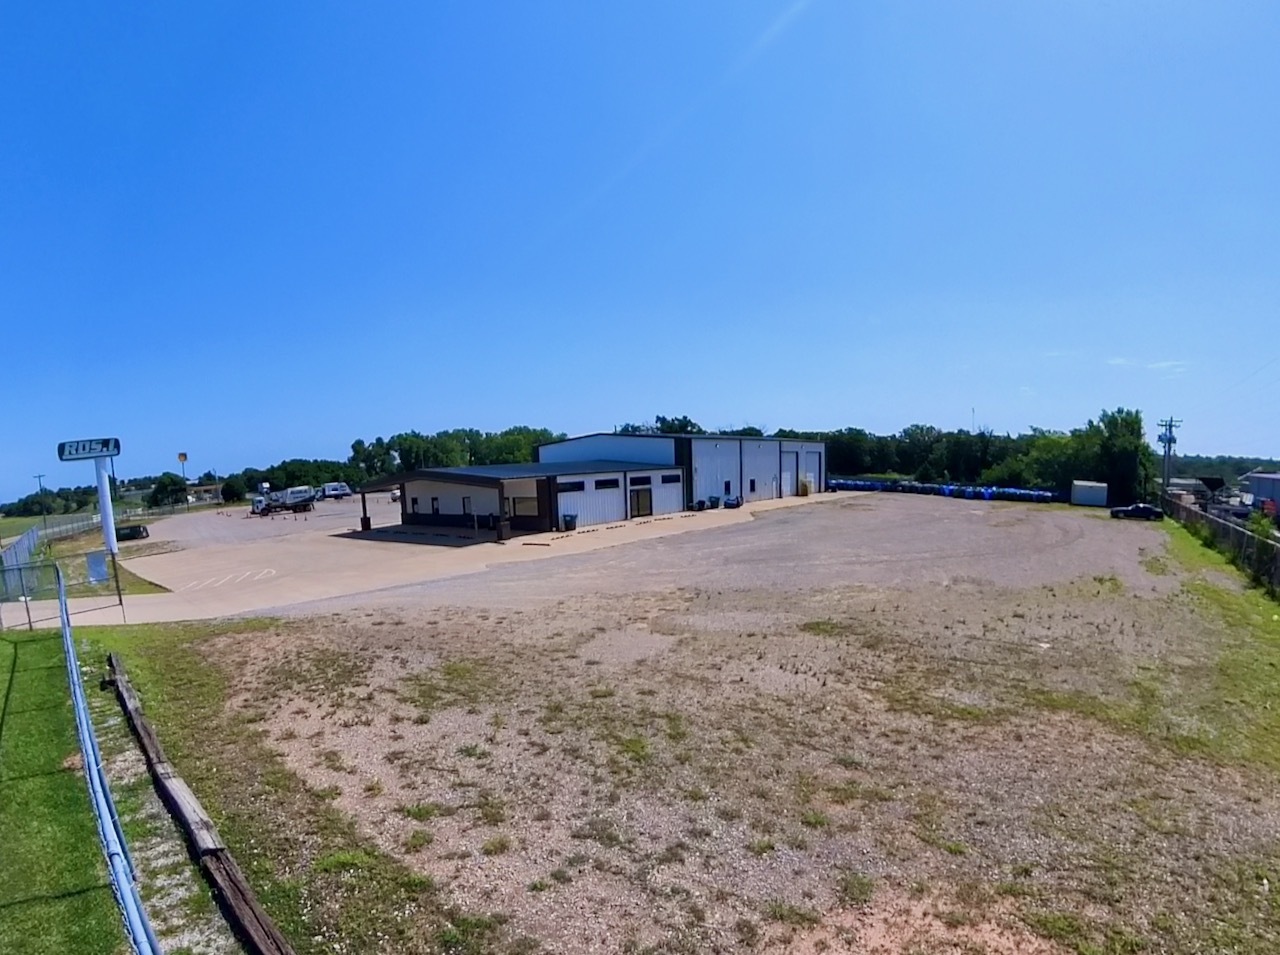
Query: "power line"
1217 354 1280 403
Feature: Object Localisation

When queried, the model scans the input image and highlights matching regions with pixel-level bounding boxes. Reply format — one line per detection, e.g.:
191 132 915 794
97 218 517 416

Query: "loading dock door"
781 452 798 496
804 451 822 493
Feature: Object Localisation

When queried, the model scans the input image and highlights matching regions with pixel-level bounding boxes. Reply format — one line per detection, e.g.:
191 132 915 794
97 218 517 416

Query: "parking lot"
169 493 1280 954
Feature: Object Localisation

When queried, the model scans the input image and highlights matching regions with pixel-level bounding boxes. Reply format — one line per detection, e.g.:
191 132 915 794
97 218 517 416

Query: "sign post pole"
57 438 125 622
95 456 126 621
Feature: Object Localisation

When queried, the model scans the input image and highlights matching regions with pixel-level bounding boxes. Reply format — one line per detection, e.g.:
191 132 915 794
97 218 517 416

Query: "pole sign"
57 438 121 461
178 452 187 463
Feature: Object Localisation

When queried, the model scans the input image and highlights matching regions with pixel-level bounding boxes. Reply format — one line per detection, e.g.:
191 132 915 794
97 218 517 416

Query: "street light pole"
34 473 49 535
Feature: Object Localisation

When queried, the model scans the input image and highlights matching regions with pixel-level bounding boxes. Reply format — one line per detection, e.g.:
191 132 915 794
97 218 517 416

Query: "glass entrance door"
629 487 652 518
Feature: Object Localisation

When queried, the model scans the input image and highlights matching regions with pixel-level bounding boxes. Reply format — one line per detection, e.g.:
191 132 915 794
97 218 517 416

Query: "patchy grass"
835 870 875 907
74 619 527 955
0 631 125 955
404 829 433 852
401 659 500 724
481 835 512 856
0 514 41 539
799 809 830 829
45 532 169 596
747 838 775 857
798 619 851 637
399 801 455 822
1022 522 1280 774
762 900 821 927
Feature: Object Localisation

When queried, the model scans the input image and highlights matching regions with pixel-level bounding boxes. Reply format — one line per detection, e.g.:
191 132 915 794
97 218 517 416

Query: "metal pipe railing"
57 565 160 954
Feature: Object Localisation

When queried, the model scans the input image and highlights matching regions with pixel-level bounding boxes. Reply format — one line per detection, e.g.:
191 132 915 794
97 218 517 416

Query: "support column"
95 457 118 555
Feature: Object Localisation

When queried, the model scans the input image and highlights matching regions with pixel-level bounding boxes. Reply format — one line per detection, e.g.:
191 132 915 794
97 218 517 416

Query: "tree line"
7 411 1260 515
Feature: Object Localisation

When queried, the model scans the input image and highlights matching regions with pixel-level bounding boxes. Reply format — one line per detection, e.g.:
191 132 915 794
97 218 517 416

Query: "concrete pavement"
12 494 848 628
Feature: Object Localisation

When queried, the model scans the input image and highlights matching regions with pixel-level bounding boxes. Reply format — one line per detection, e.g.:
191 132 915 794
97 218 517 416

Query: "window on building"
556 481 586 493
512 497 539 516
629 475 651 487
594 478 620 490
661 473 681 484
462 496 472 515
724 480 732 495
431 497 439 515
749 479 756 493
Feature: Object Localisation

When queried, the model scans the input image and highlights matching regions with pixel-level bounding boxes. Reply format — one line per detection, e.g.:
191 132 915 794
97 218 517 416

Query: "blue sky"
2 2 1277 499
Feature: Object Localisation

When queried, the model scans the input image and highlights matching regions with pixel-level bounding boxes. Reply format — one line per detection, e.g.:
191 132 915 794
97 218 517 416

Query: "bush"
220 476 247 503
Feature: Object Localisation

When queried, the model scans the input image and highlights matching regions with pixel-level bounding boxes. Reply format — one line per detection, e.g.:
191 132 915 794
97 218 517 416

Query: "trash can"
563 514 578 531
708 495 721 509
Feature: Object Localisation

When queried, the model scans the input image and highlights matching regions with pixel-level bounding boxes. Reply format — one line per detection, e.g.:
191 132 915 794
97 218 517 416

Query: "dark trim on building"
674 437 694 508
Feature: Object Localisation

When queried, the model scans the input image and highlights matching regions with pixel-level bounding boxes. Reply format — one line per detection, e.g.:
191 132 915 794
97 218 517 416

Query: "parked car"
1110 503 1164 521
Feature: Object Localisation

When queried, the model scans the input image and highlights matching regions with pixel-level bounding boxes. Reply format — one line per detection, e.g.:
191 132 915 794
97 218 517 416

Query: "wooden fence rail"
107 653 296 955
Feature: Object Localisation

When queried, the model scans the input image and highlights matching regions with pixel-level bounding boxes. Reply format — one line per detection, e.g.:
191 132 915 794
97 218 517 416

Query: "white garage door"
804 451 822 493
557 474 626 527
781 452 798 496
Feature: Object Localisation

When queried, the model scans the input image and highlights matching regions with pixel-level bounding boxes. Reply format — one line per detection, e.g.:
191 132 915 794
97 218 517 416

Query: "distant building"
1245 473 1280 508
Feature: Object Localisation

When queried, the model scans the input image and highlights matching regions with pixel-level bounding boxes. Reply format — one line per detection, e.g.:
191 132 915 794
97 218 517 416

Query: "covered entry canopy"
359 460 684 534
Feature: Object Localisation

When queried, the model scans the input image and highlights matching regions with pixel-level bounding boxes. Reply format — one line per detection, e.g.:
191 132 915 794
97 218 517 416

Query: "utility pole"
1157 417 1182 495
34 473 49 535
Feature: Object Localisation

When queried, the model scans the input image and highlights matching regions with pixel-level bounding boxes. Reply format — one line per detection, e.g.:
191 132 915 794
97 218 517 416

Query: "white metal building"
537 433 827 509
358 432 827 536
360 459 686 535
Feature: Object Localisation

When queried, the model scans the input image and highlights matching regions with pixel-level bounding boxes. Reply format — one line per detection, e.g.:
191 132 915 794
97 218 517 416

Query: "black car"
1110 503 1163 521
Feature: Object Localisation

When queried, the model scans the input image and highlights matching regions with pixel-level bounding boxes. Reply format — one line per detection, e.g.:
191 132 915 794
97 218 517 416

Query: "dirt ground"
206 496 1280 953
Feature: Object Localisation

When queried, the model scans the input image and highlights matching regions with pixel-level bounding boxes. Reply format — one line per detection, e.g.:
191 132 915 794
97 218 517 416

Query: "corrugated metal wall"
780 451 798 496
404 480 500 515
649 473 684 515
741 441 781 501
804 451 822 493
557 472 627 526
538 434 676 465
691 439 740 502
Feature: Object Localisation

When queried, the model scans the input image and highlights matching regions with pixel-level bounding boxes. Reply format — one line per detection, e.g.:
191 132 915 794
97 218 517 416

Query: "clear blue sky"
3 2 1277 499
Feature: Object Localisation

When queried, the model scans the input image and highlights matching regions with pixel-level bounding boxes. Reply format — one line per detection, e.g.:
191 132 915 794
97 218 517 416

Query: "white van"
321 482 352 500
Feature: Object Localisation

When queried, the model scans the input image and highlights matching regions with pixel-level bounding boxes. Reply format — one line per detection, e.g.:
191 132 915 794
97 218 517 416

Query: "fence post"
19 570 33 631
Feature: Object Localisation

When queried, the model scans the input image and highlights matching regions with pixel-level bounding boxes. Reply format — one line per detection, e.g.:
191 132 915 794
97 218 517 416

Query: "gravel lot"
207 496 1280 953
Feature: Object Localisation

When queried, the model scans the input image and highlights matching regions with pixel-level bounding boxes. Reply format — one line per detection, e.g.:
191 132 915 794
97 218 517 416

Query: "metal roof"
536 431 823 448
359 460 678 492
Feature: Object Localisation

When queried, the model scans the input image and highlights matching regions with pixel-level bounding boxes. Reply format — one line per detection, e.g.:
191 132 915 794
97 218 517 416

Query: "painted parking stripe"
177 568 276 591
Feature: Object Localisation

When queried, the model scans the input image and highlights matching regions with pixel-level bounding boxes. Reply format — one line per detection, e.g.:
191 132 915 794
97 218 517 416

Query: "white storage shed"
1070 480 1109 507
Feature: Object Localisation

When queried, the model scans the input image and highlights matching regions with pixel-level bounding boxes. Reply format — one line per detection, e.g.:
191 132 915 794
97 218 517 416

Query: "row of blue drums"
829 479 1055 503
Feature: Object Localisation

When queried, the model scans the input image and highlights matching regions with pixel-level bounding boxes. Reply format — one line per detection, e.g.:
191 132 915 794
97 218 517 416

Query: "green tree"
654 415 705 434
147 473 189 508
220 476 247 503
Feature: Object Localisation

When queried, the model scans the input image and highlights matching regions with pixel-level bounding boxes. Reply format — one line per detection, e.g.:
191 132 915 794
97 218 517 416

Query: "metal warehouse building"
359 432 826 537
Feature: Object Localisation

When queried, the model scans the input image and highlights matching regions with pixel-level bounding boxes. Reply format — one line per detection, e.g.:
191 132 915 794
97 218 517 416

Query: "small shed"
1070 480 1108 507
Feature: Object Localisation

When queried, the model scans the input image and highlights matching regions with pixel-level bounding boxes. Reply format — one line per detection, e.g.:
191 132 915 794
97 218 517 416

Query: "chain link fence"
1162 494 1280 592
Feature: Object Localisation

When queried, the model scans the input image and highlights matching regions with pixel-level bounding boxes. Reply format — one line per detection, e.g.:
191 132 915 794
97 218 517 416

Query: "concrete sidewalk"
9 495 848 628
